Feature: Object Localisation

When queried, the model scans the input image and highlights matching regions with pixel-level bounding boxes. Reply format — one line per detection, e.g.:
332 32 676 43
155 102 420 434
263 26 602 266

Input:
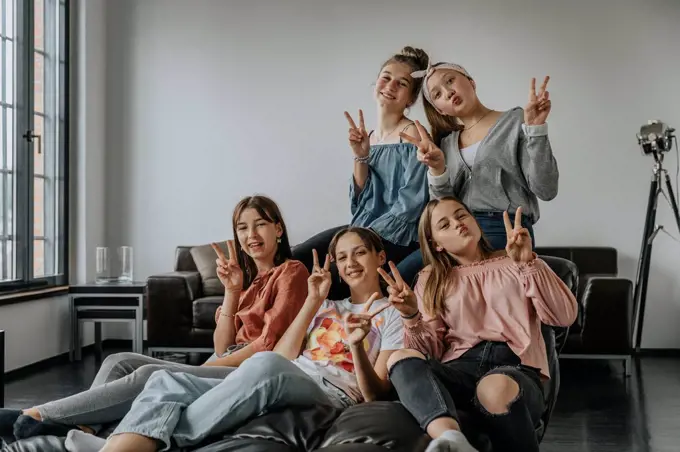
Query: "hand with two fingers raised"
378 262 419 318
399 120 446 175
345 110 370 159
503 207 534 263
524 76 552 126
307 249 333 303
212 240 243 294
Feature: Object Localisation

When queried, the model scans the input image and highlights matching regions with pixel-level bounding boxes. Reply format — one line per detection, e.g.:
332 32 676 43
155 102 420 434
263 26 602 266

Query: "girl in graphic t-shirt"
96 227 403 452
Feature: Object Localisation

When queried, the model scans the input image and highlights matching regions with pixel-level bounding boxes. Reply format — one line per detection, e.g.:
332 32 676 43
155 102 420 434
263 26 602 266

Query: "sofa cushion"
193 439 298 451
193 296 224 330
1 435 68 451
319 402 429 452
194 404 342 452
190 242 228 296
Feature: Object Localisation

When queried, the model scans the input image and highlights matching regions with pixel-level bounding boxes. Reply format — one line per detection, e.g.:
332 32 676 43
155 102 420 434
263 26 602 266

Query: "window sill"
0 285 70 307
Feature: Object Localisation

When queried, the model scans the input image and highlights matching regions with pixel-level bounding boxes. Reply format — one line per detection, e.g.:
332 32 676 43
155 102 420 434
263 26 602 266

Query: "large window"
0 0 69 293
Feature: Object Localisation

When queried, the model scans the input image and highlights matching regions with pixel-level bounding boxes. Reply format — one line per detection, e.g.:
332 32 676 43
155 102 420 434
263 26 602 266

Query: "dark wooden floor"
4 350 680 451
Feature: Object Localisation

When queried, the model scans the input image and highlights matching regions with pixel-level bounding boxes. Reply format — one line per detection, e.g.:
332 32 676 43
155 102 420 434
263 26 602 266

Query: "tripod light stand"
632 121 680 353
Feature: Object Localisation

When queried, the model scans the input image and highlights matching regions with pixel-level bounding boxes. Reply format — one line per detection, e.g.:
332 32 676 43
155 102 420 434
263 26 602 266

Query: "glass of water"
119 246 133 283
95 246 111 284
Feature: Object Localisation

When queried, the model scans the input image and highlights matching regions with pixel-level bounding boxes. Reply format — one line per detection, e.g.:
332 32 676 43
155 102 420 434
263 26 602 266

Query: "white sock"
64 430 107 452
425 429 479 452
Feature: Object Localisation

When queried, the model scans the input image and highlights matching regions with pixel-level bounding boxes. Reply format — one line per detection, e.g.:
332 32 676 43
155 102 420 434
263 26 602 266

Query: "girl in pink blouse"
378 196 577 452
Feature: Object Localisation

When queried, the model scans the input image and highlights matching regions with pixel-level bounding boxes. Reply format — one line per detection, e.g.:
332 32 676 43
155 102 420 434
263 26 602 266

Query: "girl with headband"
399 61 558 254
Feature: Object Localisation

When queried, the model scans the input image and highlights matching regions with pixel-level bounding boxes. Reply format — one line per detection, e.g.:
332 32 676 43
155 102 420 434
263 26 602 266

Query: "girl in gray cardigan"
401 62 558 254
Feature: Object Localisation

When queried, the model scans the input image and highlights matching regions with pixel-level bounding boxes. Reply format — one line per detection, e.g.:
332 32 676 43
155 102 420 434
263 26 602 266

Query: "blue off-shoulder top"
349 141 429 246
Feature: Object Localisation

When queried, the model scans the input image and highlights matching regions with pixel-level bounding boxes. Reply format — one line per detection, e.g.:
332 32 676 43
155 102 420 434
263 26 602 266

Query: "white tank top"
460 141 481 168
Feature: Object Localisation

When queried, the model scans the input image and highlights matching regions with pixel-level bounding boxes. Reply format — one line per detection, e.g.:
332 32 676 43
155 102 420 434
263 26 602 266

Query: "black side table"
69 282 146 361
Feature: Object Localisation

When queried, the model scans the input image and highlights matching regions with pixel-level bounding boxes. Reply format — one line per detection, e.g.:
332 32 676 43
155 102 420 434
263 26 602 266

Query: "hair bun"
400 46 429 71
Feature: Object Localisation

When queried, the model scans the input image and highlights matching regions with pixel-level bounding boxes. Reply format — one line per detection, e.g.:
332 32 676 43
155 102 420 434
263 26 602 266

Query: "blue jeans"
394 212 536 281
474 211 535 250
111 352 351 451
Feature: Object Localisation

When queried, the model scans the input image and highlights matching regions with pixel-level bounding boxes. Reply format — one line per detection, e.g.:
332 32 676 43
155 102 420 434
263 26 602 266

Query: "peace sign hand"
503 207 534 263
345 110 370 159
524 76 551 126
212 240 244 294
400 121 446 174
344 292 390 345
307 249 332 302
378 262 419 318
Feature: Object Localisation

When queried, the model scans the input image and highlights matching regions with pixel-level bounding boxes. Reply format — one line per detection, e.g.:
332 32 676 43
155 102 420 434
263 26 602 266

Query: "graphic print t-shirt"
292 297 403 403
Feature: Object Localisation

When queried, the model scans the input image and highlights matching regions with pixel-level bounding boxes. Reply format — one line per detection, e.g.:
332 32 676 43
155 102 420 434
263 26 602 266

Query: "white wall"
0 0 105 372
103 0 680 348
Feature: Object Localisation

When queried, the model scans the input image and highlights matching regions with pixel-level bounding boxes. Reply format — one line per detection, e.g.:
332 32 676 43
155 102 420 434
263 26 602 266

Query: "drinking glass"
95 246 111 284
119 246 133 283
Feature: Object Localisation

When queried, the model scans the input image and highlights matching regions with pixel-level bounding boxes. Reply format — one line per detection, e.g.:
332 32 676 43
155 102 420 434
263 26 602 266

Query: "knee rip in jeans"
386 350 426 375
474 372 522 417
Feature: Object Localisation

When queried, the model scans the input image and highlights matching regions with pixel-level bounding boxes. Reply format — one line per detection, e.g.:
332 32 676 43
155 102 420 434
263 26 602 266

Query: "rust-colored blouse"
230 259 309 353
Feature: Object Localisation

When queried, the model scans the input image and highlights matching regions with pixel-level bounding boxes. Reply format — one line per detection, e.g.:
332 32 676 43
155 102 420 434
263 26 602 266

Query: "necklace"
376 122 403 144
462 109 493 131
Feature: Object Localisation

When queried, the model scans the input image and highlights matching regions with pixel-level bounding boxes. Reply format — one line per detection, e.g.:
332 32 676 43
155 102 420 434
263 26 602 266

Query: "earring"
277 238 281 244
436 246 443 252
404 107 411 116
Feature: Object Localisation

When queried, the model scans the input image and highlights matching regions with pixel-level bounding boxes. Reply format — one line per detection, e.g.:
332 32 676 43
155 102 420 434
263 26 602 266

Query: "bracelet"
401 310 420 320
220 312 235 318
354 155 370 164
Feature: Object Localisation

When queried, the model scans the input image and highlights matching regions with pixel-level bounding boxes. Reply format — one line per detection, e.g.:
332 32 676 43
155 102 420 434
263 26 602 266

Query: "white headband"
411 62 473 110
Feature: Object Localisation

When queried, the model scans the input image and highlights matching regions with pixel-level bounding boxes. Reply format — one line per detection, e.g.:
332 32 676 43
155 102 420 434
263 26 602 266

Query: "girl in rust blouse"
3 195 309 442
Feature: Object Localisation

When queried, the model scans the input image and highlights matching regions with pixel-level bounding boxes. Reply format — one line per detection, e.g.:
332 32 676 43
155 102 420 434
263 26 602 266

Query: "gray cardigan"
427 107 558 224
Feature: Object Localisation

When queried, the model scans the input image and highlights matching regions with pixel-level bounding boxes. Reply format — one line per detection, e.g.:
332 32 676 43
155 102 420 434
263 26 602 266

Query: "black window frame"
0 0 70 299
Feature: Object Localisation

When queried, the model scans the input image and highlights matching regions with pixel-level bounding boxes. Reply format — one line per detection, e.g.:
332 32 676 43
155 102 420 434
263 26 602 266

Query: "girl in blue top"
293 47 431 297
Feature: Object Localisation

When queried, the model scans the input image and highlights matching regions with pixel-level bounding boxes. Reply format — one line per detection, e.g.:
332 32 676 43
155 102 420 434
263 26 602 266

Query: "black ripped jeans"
388 341 545 452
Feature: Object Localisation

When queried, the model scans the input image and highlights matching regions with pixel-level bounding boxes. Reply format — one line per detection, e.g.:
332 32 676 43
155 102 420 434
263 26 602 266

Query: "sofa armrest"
146 271 202 347
580 277 633 353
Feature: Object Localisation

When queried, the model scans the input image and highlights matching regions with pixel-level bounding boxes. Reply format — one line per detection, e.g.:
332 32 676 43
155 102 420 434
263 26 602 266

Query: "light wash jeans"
36 352 234 430
112 351 353 451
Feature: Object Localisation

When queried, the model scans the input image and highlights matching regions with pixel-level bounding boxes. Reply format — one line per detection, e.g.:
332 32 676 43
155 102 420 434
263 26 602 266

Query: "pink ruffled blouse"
404 254 578 379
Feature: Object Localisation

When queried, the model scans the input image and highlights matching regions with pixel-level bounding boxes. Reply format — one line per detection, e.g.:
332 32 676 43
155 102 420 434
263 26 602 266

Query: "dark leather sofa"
2 255 577 452
535 247 634 375
146 246 221 355
146 245 632 367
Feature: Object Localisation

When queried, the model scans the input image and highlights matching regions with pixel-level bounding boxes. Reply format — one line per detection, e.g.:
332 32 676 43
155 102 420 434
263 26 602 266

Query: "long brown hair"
232 195 293 289
417 196 494 317
380 46 430 105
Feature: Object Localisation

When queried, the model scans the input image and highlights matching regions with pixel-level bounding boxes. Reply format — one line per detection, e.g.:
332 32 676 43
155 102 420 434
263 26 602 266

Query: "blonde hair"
417 196 494 317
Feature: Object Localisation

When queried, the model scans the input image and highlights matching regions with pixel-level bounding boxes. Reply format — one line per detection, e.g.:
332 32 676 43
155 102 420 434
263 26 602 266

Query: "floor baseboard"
3 339 214 382
5 344 98 382
4 340 148 382
638 348 680 357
